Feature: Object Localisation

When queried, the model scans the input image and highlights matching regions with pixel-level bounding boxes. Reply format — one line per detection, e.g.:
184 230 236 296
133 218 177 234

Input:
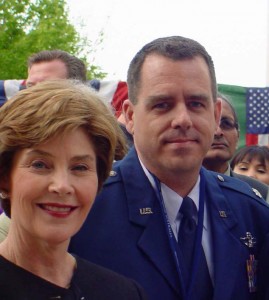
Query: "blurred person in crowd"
0 80 145 299
26 49 87 88
117 109 134 149
231 145 269 186
70 36 269 300
203 93 269 200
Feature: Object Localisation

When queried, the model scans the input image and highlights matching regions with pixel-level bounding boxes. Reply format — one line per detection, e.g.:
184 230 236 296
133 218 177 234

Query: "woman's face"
233 156 269 185
7 127 98 245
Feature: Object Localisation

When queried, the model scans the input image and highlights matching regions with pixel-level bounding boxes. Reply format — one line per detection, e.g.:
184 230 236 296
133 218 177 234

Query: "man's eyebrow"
145 94 173 103
187 93 210 101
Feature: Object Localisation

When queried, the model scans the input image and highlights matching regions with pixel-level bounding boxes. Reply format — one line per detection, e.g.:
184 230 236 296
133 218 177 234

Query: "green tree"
0 0 106 79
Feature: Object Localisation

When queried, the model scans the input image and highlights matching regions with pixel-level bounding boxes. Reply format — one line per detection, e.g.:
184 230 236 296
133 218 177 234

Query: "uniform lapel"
119 149 182 297
204 170 249 299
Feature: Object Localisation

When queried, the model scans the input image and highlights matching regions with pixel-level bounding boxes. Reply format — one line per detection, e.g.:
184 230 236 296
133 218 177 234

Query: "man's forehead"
29 60 66 73
26 60 68 86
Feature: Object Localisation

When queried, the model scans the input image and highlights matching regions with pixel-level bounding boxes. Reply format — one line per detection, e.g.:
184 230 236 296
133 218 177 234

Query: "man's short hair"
127 36 217 104
28 50 87 82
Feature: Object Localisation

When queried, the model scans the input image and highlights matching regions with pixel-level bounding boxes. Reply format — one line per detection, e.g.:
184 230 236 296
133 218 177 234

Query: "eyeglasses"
219 118 239 131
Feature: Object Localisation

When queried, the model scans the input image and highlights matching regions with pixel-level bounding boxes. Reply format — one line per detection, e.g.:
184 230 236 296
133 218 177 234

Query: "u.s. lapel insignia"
252 188 262 199
217 174 224 182
139 207 153 215
109 170 117 177
219 211 227 218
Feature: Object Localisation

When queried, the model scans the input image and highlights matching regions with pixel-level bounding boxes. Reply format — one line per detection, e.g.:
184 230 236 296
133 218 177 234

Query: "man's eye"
220 119 237 131
190 101 204 108
153 102 170 110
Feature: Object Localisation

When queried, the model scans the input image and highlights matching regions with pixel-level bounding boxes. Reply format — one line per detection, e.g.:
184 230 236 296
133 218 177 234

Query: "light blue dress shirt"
140 160 214 282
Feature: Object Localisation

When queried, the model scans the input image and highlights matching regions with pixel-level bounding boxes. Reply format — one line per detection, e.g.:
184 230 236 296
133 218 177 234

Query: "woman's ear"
0 174 10 195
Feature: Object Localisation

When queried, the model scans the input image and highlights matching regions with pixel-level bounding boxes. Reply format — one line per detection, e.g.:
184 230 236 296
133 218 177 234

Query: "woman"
0 80 147 299
231 145 269 185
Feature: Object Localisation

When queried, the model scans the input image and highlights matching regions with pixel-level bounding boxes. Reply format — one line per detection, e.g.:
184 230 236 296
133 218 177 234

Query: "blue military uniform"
70 148 269 300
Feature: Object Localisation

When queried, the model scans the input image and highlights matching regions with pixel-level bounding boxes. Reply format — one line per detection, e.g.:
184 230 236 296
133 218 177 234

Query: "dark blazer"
70 148 269 300
0 255 148 300
231 170 269 200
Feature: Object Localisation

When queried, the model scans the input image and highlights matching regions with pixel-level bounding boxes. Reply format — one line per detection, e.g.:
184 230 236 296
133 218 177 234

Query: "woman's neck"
0 228 76 288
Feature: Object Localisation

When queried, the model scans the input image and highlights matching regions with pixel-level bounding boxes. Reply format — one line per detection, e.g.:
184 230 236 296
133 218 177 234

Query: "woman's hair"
230 145 269 169
0 79 127 216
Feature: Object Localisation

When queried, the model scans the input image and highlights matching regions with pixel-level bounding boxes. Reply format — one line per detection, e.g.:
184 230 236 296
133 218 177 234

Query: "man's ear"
214 98 222 132
122 99 135 135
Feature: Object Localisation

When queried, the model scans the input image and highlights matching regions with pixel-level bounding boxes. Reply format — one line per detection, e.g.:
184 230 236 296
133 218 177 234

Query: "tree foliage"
0 0 106 79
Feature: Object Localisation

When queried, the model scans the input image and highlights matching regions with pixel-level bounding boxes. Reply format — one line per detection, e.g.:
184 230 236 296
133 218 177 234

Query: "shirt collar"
139 158 208 229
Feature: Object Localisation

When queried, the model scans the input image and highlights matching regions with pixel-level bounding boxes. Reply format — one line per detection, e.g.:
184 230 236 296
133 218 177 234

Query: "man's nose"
171 105 192 130
214 125 224 137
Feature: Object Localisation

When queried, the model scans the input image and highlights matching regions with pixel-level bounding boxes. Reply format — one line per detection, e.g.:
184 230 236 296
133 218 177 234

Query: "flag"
218 84 269 148
89 80 128 118
0 79 128 118
246 88 269 146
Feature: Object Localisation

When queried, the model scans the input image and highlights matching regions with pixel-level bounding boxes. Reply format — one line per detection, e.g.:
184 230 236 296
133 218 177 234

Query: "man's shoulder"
102 148 142 186
231 171 268 199
204 169 269 207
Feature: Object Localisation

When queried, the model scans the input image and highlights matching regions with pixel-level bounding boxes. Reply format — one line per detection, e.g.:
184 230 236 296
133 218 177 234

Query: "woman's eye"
238 166 248 171
72 164 88 171
31 161 47 169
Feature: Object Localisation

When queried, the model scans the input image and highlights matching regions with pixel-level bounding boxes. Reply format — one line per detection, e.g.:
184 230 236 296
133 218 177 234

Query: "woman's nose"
48 171 74 196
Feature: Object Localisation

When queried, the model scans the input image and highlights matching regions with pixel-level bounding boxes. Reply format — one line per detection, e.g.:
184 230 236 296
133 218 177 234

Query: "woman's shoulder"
74 256 148 299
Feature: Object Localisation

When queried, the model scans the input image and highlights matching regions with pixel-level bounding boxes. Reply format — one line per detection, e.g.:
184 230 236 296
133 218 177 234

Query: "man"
70 36 269 300
25 49 87 88
203 93 269 200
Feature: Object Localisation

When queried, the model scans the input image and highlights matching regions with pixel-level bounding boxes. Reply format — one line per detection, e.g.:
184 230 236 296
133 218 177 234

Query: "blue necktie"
178 196 213 299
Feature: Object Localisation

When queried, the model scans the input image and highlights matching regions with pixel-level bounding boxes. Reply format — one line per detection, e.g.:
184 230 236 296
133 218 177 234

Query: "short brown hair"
127 36 217 104
0 80 126 216
28 50 87 82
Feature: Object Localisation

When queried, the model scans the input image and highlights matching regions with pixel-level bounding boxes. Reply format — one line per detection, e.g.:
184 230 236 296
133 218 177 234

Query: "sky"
66 0 269 87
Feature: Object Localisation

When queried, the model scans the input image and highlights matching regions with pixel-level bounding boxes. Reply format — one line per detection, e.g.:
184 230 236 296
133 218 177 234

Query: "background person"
231 145 269 186
26 49 87 88
0 80 145 299
203 93 269 200
70 36 269 300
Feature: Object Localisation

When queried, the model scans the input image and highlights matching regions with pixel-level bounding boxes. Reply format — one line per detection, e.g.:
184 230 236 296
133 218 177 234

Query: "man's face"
204 100 239 164
124 54 221 182
26 60 68 88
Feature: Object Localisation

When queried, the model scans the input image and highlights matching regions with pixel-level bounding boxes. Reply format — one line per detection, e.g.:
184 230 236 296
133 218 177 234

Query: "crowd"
0 37 269 300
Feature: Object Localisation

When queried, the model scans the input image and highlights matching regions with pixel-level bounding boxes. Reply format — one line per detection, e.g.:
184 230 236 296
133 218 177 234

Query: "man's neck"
203 160 229 174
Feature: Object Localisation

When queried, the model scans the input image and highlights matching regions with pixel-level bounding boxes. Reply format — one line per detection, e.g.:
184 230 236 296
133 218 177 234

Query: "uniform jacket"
231 170 269 201
70 148 269 300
